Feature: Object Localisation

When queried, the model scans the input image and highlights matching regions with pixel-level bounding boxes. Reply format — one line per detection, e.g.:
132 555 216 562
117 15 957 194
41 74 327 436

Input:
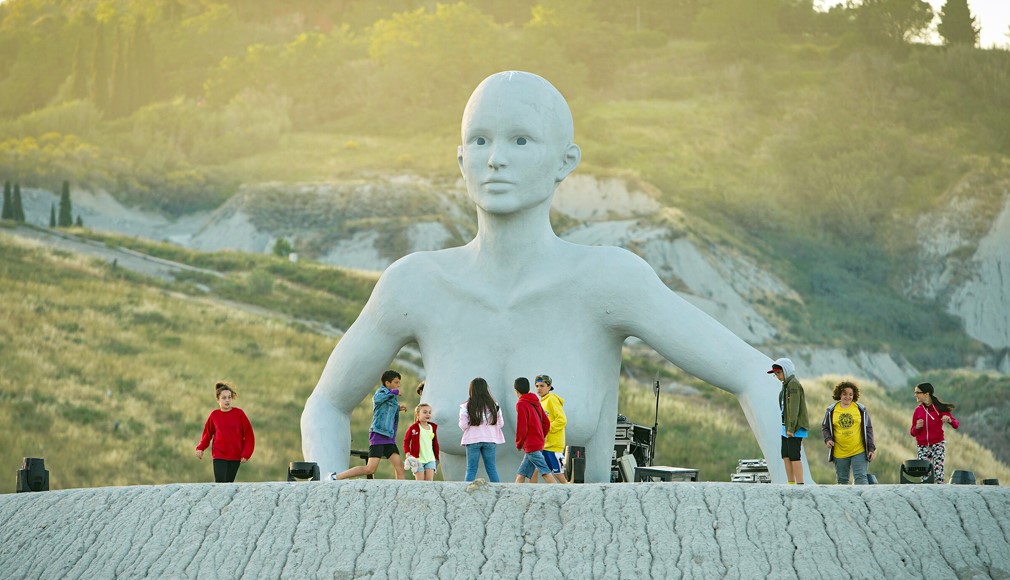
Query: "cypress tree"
130 19 156 111
1 181 11 220
70 37 91 101
109 24 128 117
938 0 979 46
50 203 56 227
12 183 25 222
90 24 110 111
76 215 84 227
58 181 73 227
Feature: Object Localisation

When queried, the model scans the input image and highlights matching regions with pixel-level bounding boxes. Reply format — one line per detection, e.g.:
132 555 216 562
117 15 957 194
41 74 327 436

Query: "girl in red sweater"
403 403 439 481
910 382 958 484
196 382 256 483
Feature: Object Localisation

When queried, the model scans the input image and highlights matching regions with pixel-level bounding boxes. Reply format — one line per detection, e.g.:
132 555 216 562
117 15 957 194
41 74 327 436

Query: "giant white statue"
302 71 803 483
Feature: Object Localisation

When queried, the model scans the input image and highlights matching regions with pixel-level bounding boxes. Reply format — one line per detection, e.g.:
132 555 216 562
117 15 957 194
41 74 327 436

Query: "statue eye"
516 137 527 145
476 137 486 145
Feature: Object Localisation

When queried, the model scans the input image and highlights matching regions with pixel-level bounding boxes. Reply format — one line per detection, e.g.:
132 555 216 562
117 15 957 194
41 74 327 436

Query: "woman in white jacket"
459 377 506 482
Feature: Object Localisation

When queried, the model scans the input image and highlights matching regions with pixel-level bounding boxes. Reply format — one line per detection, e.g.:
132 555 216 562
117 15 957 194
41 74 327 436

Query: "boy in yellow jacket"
531 374 569 483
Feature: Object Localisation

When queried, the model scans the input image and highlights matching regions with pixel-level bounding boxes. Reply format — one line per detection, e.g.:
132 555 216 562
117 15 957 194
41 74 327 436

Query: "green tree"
272 237 293 257
90 24 110 111
75 215 83 227
693 0 781 47
70 37 91 101
856 0 933 46
938 0 979 47
58 181 73 227
12 183 25 222
1 182 11 220
49 203 56 227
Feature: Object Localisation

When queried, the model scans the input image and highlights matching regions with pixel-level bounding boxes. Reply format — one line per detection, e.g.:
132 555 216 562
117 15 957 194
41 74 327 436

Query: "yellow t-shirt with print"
832 404 865 459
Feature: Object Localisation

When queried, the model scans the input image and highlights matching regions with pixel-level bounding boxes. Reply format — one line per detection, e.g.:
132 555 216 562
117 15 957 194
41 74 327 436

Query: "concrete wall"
1 481 1008 579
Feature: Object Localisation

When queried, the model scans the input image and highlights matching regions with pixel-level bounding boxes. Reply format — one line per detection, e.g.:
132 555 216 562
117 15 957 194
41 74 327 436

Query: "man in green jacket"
768 358 809 484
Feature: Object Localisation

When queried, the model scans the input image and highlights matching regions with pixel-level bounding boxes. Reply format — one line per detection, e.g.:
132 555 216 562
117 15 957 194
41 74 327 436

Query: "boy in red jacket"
513 377 559 484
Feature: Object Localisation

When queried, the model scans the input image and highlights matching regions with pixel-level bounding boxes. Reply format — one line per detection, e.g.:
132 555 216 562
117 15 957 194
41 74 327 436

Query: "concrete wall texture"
1 481 1008 579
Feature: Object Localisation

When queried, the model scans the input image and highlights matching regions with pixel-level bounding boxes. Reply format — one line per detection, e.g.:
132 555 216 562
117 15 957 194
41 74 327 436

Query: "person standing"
195 381 256 483
513 377 558 484
329 370 407 480
821 381 876 484
459 377 505 482
910 382 959 483
768 358 809 484
530 374 568 484
403 403 440 481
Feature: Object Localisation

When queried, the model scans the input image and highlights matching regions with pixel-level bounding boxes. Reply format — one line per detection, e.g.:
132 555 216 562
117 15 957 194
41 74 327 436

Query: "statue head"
457 71 581 215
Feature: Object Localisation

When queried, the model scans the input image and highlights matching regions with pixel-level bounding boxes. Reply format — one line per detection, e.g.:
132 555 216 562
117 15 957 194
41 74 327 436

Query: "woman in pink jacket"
459 377 505 482
910 382 959 483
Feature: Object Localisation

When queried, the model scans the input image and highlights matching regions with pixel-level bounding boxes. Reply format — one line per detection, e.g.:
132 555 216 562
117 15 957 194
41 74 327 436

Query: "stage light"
16 457 49 493
287 461 320 481
949 470 976 485
899 459 934 484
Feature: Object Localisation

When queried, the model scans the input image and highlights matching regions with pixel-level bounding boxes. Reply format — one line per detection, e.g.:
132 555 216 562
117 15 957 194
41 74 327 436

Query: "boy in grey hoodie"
768 358 810 484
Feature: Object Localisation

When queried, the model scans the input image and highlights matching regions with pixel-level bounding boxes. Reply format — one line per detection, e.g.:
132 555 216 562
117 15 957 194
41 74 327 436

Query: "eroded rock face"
909 182 1010 352
2 482 1008 579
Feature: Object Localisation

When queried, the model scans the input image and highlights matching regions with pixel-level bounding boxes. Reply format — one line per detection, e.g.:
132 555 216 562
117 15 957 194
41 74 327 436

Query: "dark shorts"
369 444 400 459
541 450 562 474
781 436 803 461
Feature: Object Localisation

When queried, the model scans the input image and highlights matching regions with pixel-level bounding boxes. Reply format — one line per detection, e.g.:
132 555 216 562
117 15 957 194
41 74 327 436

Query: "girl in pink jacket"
459 377 505 482
910 382 959 483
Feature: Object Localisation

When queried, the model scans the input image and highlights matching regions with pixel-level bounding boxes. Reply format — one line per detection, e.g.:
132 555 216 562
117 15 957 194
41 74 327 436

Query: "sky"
817 0 1010 48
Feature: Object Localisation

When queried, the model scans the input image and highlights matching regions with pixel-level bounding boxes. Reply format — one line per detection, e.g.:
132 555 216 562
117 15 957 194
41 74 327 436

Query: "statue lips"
481 178 514 193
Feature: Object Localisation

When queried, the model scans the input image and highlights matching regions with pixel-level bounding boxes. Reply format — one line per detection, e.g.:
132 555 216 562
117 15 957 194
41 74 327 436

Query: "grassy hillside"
3 1 1009 371
3 230 1007 491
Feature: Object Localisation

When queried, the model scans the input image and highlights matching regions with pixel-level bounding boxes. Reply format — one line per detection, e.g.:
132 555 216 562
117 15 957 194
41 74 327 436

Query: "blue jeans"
517 450 551 479
834 452 869 485
464 442 500 483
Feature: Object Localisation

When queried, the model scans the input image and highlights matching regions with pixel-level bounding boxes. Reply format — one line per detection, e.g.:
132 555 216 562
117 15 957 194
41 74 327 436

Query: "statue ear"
555 143 581 183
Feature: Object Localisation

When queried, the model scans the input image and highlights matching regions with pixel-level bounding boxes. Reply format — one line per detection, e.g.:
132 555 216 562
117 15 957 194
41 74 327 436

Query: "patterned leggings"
917 441 946 484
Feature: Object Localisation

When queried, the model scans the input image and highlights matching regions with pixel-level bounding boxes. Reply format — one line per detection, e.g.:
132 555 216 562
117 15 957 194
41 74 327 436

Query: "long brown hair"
916 382 955 413
466 377 498 426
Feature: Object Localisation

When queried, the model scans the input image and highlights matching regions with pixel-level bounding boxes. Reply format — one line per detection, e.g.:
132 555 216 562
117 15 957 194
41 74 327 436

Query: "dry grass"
2 234 1006 490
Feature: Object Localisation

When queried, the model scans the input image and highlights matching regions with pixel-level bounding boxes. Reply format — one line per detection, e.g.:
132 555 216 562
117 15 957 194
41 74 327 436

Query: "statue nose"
488 146 506 169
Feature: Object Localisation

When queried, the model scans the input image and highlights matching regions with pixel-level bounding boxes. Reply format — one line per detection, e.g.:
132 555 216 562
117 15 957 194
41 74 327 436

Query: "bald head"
461 71 575 147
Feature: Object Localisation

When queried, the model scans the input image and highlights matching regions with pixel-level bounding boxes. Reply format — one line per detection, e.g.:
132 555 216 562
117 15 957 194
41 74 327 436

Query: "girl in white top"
459 377 506 482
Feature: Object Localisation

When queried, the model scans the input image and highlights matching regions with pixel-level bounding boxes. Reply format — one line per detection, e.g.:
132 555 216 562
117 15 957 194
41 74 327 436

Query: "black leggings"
213 459 242 483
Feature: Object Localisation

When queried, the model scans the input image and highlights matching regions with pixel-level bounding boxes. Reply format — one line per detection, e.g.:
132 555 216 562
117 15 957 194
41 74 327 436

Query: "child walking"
195 381 256 483
403 403 440 481
910 382 959 483
459 377 505 482
330 370 407 480
513 377 558 484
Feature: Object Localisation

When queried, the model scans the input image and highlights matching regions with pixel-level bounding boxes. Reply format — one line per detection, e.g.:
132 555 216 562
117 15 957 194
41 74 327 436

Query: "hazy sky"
817 0 1010 48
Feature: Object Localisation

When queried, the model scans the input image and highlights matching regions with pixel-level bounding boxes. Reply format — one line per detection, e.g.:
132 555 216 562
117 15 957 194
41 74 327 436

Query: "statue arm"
300 268 416 474
605 250 787 481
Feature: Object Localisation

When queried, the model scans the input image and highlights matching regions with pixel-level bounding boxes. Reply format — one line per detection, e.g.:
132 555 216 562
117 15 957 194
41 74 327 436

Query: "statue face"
458 75 575 215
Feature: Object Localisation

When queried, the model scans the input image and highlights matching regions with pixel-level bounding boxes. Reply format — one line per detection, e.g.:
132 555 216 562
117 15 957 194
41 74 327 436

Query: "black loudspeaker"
287 461 320 481
16 457 49 493
899 459 934 484
949 470 976 485
982 478 999 486
564 446 585 483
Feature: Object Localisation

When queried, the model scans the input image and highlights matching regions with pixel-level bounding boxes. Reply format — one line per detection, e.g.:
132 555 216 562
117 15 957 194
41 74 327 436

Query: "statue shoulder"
568 243 656 281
